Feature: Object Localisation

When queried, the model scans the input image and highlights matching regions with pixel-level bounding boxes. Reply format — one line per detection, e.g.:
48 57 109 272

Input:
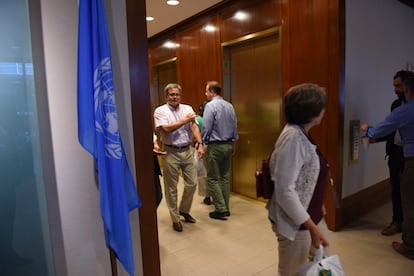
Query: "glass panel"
0 1 55 275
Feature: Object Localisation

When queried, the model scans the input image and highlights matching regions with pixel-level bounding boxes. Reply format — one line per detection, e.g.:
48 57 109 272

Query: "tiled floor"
157 177 414 275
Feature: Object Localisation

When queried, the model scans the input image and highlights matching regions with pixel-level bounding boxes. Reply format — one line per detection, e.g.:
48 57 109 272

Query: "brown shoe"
173 222 183 232
392 241 414 260
381 222 402 236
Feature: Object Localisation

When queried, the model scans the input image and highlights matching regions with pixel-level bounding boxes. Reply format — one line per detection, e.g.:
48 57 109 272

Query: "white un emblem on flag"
94 57 122 160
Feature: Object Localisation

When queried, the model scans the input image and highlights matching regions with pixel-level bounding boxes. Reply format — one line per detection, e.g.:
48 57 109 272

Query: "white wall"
39 0 142 275
343 0 414 197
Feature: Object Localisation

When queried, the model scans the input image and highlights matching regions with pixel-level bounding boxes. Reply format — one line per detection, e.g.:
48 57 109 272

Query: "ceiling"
145 0 414 38
145 0 224 38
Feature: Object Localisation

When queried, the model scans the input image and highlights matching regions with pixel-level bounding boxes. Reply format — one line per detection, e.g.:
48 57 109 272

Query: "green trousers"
204 143 233 213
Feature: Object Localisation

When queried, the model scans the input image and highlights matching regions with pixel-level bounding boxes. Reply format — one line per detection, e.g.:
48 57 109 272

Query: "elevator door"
151 60 177 111
226 34 282 199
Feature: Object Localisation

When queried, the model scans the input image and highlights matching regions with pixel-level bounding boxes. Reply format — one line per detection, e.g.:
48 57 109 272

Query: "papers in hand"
153 149 167 155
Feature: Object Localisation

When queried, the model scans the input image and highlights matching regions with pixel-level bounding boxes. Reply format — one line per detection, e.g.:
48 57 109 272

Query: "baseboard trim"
338 179 391 229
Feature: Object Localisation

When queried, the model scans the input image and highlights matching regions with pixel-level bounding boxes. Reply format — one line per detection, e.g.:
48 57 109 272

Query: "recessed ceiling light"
163 41 179 49
204 25 216 32
146 16 154 21
166 0 180 6
234 11 249 21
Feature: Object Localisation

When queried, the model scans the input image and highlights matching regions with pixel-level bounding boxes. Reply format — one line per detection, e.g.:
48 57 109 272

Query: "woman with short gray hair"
266 83 332 275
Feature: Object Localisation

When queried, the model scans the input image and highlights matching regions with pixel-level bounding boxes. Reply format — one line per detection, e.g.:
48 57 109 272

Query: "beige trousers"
162 146 197 223
272 219 332 276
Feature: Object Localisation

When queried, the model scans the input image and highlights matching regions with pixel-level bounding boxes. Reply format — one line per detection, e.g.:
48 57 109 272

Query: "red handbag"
255 155 274 199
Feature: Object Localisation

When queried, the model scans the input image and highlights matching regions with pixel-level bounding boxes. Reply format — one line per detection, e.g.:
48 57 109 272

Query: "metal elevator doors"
224 33 282 199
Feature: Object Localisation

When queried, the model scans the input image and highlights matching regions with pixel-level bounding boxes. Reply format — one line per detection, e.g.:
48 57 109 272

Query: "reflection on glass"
0 0 54 275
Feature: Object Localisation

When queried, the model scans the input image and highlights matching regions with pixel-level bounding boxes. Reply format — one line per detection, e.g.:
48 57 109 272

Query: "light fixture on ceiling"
162 41 180 49
146 16 154 21
204 24 216 32
166 0 180 6
234 11 249 21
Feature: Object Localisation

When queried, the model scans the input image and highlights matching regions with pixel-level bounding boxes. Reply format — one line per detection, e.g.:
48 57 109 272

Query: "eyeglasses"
168 93 181 97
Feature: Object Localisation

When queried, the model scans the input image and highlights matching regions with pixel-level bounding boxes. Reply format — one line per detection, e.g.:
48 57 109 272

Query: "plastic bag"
194 149 208 197
299 246 344 276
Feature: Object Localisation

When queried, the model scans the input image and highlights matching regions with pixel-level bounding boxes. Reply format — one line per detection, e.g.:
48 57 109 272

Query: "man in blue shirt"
361 71 414 259
373 71 412 236
202 81 239 220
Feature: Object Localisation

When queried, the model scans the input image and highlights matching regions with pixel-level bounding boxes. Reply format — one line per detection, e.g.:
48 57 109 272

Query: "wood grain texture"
126 0 161 275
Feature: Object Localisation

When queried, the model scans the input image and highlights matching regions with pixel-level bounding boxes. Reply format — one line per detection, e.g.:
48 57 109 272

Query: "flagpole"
109 248 118 276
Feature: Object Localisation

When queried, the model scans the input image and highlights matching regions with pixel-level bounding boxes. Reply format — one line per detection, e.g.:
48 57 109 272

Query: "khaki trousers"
162 146 197 223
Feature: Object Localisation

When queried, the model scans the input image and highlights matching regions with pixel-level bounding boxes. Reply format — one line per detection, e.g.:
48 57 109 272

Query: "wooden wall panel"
148 37 177 66
126 0 161 275
288 1 329 85
326 0 345 229
220 0 282 43
176 17 222 110
285 0 343 229
287 0 330 149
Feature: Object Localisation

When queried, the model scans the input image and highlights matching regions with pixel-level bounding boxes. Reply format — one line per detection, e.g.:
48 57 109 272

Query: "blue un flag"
77 0 141 275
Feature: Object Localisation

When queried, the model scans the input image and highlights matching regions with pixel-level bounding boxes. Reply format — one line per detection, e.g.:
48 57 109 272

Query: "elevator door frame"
151 57 177 112
221 27 283 199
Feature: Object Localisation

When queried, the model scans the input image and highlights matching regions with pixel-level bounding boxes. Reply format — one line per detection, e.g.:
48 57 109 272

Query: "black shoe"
382 222 402 236
203 197 212 205
209 211 228 220
173 222 183 232
180 212 196 223
224 211 231 217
